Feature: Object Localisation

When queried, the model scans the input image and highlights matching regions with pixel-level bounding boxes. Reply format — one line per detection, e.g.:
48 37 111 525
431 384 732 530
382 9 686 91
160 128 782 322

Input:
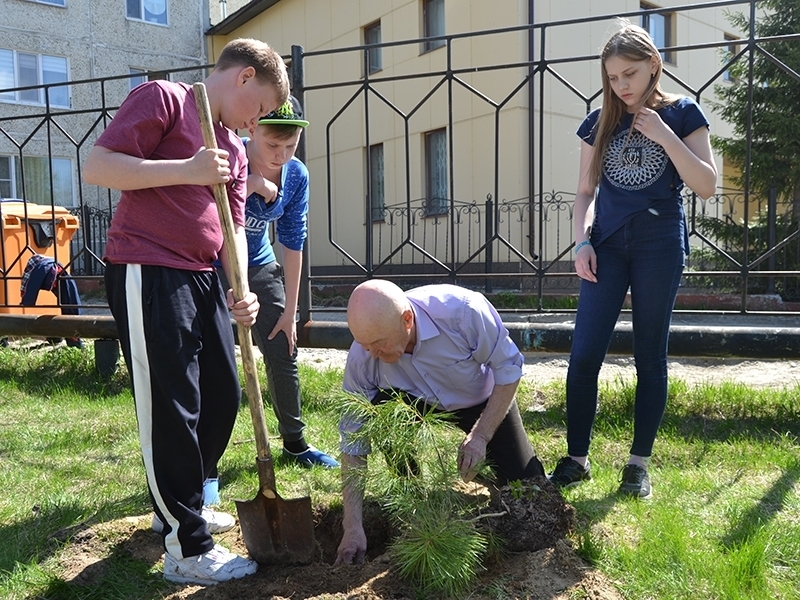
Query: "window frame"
129 68 149 90
25 0 66 6
640 3 675 65
0 156 14 198
424 128 448 217
422 0 445 54
368 143 385 222
126 0 168 26
364 20 382 75
1 155 75 206
0 49 70 108
723 34 741 83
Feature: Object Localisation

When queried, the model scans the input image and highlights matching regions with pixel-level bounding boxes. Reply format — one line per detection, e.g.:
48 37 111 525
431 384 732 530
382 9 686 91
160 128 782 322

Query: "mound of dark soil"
55 486 620 600
485 475 576 552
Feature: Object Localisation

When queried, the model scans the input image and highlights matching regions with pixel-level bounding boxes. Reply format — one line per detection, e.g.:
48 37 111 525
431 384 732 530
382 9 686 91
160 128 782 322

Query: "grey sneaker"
152 508 236 534
548 456 591 489
618 464 652 499
163 544 257 585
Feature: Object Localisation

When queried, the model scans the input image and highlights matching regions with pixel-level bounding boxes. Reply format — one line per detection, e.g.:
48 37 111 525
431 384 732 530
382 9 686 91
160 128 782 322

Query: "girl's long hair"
588 22 680 186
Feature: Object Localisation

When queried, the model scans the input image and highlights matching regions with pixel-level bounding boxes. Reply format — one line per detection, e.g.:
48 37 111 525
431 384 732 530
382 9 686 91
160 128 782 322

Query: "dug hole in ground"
56 348 792 599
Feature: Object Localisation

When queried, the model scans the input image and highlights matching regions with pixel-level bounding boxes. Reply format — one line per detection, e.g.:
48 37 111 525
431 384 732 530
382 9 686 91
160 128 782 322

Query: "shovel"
193 82 315 565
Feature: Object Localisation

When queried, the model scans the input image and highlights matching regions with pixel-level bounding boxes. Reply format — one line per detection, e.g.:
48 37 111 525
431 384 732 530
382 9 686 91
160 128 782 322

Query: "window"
1 156 74 206
129 68 148 90
424 129 447 216
364 21 382 75
0 156 13 198
368 144 385 221
0 49 69 107
723 34 741 82
27 0 65 5
423 0 445 53
640 3 675 64
127 0 168 25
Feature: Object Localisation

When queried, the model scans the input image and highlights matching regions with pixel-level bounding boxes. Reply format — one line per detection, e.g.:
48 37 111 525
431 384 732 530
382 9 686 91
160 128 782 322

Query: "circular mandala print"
603 128 667 191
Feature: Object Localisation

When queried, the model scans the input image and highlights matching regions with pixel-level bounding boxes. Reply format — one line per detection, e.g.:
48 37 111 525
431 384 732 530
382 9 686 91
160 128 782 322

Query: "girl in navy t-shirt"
548 22 717 499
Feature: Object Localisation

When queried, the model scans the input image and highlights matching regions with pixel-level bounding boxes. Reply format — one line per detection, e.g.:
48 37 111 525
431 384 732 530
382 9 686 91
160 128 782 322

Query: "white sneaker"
163 544 257 585
152 508 236 534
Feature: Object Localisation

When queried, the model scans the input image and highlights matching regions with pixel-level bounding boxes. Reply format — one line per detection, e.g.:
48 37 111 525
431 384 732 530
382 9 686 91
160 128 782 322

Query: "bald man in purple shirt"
335 279 545 565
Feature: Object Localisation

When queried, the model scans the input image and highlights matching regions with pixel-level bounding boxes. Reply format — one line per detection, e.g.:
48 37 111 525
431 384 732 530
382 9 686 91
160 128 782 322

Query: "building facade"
0 0 209 210
206 0 748 278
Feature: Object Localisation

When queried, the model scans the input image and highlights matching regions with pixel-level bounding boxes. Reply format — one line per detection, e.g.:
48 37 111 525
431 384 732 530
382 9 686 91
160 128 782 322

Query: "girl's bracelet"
574 240 592 254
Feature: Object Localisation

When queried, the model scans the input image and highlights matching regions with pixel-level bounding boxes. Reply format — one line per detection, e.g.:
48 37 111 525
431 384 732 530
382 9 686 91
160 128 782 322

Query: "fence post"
767 181 776 294
485 194 493 294
291 45 312 329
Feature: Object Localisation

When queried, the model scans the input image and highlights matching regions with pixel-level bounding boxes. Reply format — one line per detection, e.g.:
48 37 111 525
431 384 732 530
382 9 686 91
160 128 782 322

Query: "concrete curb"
303 318 800 359
2 314 800 359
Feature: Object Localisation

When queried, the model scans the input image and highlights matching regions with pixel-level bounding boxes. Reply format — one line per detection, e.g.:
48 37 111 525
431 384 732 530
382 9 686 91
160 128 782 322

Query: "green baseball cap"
258 95 309 127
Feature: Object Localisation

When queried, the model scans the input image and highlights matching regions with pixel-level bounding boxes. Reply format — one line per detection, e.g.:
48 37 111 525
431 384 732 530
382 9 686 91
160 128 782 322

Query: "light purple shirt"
340 284 523 455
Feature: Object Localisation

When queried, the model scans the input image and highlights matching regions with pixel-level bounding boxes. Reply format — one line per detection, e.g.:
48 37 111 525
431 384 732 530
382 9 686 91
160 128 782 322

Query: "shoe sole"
164 573 221 586
619 488 653 500
547 474 591 490
284 456 340 469
164 571 254 586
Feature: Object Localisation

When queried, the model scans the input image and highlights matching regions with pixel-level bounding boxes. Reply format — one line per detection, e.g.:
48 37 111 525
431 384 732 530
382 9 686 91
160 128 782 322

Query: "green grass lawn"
0 343 798 599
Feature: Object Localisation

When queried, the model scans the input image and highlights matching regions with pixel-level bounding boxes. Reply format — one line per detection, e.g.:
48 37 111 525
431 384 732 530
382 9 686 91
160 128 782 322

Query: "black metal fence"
2 0 799 318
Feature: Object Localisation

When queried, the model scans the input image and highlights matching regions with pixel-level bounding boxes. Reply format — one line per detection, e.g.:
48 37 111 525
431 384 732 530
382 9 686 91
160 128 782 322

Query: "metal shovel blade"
235 486 316 565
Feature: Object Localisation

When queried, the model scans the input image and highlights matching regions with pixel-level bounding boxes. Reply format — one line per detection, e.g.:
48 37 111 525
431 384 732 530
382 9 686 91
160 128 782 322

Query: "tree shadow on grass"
720 458 800 549
0 344 130 398
0 492 154 595
522 390 799 448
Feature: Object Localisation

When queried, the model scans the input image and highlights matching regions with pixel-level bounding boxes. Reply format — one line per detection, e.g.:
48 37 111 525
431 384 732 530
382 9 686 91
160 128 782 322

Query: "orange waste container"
0 200 80 314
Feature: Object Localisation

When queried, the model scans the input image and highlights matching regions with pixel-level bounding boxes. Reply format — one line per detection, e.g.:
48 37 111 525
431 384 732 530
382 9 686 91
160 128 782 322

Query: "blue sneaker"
283 446 340 468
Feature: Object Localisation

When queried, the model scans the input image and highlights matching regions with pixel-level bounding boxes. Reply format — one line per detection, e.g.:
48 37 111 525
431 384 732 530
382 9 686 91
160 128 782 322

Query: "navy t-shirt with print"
577 96 709 251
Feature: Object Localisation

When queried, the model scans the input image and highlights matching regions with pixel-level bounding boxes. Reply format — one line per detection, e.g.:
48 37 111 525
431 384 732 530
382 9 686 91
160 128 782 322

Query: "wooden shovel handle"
193 82 276 493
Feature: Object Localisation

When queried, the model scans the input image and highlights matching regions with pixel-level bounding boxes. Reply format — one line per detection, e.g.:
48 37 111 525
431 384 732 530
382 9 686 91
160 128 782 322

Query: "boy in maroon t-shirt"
83 38 288 586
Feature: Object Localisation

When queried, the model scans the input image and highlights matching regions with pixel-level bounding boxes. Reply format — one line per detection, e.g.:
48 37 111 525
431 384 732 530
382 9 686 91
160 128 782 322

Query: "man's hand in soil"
457 432 488 483
335 526 367 565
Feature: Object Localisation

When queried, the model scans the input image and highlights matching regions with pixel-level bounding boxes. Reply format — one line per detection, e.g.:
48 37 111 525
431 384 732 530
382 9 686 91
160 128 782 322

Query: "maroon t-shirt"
98 80 247 271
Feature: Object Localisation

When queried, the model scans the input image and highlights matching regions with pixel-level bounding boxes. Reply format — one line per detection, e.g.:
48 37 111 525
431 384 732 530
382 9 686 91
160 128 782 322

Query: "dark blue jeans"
566 208 685 458
220 261 305 443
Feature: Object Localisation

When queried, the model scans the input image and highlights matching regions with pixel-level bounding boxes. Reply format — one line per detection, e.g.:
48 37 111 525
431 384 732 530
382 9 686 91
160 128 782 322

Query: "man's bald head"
347 280 415 362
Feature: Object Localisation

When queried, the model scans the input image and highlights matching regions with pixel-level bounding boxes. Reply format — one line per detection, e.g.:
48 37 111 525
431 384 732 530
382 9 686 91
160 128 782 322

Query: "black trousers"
105 263 241 559
372 389 544 485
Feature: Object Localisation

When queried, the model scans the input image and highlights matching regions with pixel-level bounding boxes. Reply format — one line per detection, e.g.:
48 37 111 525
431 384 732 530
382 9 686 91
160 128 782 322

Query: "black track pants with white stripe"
105 262 241 559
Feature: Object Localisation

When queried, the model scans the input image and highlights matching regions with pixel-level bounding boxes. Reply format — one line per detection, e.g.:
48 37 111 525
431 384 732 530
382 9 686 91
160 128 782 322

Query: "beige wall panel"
329 148 370 262
469 0 527 32
205 0 743 267
546 20 598 62
496 110 530 198
387 137 411 208
359 0 395 24
365 95 407 147
328 94 367 152
330 0 364 41
461 114 497 203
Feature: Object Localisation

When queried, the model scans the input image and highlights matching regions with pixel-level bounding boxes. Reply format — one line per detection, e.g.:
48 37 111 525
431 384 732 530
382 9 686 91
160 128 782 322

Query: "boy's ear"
238 66 257 87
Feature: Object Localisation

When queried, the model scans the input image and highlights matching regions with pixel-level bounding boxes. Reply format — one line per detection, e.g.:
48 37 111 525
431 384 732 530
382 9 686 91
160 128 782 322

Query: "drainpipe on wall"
527 0 537 261
200 0 210 64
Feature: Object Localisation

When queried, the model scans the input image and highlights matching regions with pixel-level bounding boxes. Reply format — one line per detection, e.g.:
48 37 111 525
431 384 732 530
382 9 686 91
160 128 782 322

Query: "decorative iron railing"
2 0 800 317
